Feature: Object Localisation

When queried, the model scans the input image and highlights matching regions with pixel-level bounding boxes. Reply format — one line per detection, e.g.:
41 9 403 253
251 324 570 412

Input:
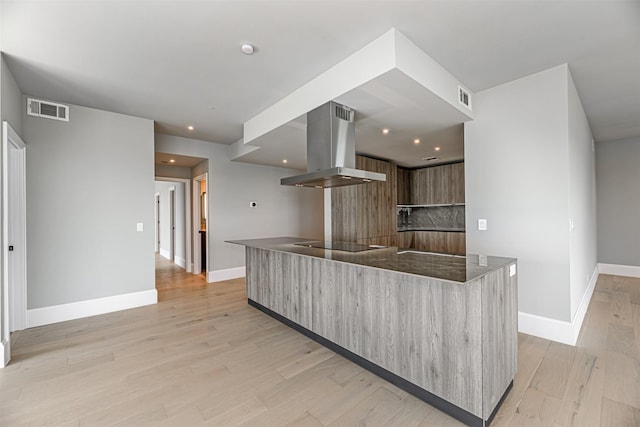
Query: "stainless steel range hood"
281 101 386 188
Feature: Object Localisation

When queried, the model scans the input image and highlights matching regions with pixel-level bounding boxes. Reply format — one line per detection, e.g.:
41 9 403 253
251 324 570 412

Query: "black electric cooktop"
293 240 384 253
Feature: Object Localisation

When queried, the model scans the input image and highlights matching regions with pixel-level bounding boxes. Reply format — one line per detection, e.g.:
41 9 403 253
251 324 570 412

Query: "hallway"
155 253 206 296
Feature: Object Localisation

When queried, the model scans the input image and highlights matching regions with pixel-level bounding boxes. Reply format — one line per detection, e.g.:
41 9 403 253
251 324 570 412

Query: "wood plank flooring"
1 256 639 426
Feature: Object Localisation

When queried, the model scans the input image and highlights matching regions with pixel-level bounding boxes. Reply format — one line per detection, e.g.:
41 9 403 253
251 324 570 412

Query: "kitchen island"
228 237 517 426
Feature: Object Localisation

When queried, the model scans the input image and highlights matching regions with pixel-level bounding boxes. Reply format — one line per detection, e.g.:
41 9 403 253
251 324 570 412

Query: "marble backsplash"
397 205 465 232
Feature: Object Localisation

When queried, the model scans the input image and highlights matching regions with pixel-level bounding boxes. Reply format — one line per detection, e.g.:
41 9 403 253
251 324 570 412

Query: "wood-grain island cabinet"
231 237 518 427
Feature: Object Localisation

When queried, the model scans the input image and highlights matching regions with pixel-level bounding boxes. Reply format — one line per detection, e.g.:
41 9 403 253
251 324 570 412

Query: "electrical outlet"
136 222 144 232
478 218 487 231
478 255 488 267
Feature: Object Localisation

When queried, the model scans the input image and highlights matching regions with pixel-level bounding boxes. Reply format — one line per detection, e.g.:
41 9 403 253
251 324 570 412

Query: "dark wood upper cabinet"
331 155 397 244
410 162 465 205
396 167 411 205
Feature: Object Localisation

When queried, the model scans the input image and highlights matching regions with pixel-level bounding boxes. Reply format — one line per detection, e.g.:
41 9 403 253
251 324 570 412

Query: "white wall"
154 180 186 264
24 101 156 309
155 133 324 274
596 137 640 267
465 65 572 322
567 72 598 319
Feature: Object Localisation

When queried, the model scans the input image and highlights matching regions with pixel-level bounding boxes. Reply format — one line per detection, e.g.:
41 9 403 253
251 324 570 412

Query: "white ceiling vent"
27 98 69 122
458 86 472 111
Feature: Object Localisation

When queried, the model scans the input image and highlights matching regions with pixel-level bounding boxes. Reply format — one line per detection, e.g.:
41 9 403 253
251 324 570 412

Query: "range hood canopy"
281 101 386 188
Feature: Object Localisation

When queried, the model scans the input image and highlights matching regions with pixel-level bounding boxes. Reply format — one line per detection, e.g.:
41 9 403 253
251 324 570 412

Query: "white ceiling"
2 1 639 168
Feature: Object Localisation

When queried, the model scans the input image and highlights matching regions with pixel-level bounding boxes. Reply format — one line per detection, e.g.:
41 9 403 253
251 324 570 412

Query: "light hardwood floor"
1 256 639 426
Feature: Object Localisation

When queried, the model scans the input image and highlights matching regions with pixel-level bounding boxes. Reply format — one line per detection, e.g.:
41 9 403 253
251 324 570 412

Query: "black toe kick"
248 299 513 427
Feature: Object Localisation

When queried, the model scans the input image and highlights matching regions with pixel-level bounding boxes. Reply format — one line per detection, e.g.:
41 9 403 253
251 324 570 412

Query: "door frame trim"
168 186 176 262
2 121 27 367
154 192 160 253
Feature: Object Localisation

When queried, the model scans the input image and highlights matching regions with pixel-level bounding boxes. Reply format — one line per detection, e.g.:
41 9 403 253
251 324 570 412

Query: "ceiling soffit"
235 28 473 170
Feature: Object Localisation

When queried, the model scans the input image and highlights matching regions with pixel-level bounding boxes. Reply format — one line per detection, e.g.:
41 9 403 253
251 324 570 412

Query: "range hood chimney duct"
281 101 386 188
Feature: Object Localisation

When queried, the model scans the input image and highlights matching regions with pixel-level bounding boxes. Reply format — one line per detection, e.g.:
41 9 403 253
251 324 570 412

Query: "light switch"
136 222 144 232
478 218 487 231
509 264 516 277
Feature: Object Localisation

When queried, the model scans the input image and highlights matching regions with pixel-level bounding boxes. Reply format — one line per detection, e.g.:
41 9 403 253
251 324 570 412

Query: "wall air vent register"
458 86 472 111
27 98 69 122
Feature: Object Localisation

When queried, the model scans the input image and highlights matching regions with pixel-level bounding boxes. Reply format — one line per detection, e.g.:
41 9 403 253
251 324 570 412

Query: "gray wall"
1 27 24 353
596 137 640 266
465 65 573 322
567 72 598 318
24 101 155 308
154 180 186 263
192 159 208 178
155 133 324 272
1 55 22 135
155 164 191 179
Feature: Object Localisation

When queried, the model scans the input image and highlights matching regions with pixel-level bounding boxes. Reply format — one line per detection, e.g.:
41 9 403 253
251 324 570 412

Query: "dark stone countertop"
228 237 516 284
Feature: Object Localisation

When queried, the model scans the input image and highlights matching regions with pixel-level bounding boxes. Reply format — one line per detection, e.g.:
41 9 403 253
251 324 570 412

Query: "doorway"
153 152 207 284
193 173 208 276
154 180 188 269
2 121 27 367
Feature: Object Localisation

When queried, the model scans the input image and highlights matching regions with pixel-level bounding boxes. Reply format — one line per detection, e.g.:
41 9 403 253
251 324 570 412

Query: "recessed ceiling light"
382 128 390 135
414 139 420 144
282 159 288 164
241 43 255 55
434 146 441 151
187 125 194 131
169 159 176 163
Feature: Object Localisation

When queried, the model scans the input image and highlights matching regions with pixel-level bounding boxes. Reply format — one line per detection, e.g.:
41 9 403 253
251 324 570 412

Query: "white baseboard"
518 264 599 346
598 263 640 278
208 266 246 283
26 289 158 328
175 256 186 269
159 248 171 260
1 339 9 368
